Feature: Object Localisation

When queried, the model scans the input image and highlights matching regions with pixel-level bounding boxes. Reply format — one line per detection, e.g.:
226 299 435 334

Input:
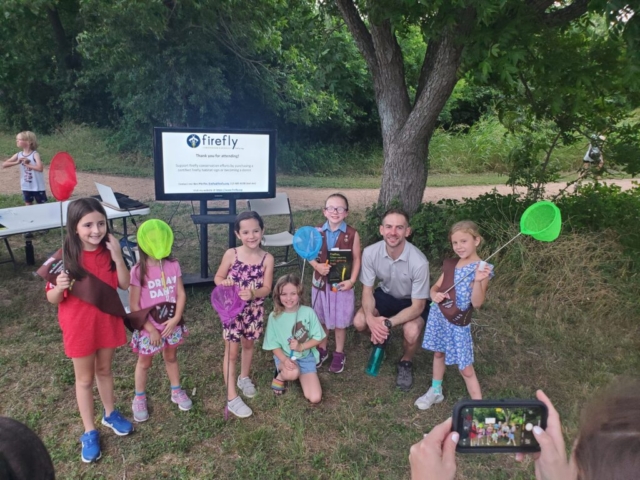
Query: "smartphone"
452 399 548 453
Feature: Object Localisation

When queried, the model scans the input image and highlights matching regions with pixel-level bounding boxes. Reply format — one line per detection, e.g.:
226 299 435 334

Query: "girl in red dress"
46 198 133 463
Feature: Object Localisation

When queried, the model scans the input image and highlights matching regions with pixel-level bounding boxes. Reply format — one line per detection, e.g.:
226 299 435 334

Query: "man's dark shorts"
373 287 430 322
22 190 48 204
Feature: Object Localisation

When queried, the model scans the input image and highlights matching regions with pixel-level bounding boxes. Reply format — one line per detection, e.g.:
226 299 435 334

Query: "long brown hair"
64 198 114 279
272 274 304 317
574 378 640 479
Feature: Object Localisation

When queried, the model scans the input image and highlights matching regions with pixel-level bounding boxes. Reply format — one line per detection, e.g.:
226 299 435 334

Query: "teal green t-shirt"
262 306 326 362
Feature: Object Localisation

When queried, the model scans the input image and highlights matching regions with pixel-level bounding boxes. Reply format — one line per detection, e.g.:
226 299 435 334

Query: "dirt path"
0 167 636 211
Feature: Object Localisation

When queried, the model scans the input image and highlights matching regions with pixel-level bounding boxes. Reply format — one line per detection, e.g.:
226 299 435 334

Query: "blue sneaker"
101 410 133 436
80 430 101 463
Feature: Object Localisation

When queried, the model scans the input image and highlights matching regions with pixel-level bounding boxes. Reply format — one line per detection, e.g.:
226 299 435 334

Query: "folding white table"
0 201 150 269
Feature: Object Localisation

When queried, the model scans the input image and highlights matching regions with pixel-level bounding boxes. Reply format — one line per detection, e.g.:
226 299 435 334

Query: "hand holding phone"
452 399 548 453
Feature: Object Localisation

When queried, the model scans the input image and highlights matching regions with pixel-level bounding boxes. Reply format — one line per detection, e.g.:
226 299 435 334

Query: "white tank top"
18 151 46 192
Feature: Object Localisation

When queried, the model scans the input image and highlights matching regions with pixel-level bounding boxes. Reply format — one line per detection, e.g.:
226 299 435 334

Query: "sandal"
272 368 286 395
272 377 286 395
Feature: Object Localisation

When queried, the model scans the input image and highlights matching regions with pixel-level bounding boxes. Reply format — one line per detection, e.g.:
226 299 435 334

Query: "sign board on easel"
153 127 277 285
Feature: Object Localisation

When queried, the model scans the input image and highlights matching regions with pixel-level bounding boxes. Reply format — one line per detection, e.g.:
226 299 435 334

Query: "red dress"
47 246 126 358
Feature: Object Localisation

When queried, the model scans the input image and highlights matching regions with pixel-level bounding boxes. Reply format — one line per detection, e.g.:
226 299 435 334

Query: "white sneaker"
237 376 257 398
227 396 253 418
414 387 444 410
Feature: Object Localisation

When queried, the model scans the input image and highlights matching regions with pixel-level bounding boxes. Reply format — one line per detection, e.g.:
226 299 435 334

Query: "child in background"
2 131 47 206
415 221 494 410
45 198 132 463
214 211 274 418
309 193 361 373
263 274 325 403
129 220 190 422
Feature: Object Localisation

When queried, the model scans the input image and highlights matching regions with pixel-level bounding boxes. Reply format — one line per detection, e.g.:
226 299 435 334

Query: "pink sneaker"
171 389 193 411
329 352 345 373
132 395 149 422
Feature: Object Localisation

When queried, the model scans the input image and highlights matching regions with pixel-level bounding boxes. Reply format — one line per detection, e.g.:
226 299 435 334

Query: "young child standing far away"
309 193 361 373
415 221 494 410
2 131 47 206
263 274 325 403
214 211 274 418
44 198 133 463
129 220 191 423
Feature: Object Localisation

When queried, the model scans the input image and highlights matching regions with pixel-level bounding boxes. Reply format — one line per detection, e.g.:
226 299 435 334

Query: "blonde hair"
272 274 304 317
17 131 38 150
449 220 482 243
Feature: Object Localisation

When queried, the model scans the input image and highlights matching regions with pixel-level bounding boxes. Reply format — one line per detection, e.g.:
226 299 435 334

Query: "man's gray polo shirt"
359 240 430 300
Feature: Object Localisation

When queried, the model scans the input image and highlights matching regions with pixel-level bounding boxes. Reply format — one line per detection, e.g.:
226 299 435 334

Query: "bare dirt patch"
0 167 636 211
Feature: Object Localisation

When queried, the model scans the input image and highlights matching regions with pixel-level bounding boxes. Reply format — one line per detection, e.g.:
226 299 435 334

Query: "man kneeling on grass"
354 209 430 391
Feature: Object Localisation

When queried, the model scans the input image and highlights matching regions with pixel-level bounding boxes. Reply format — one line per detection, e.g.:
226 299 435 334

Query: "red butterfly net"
49 152 77 201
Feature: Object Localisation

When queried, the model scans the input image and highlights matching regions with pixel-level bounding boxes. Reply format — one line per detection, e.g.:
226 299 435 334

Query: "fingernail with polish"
451 432 459 443
533 426 543 435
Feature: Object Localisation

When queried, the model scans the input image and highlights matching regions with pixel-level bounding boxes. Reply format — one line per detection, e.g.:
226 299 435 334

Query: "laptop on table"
95 183 149 211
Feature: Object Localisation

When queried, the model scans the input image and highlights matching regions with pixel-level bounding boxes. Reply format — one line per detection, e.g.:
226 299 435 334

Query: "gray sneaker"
396 360 414 392
227 396 253 418
132 395 149 422
414 387 445 410
237 376 257 398
171 389 193 411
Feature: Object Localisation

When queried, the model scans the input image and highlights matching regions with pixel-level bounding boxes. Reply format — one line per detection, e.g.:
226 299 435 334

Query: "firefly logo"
186 134 201 148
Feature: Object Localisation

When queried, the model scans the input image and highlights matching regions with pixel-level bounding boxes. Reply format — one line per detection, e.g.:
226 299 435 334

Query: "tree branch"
527 0 590 28
46 7 80 70
334 0 378 75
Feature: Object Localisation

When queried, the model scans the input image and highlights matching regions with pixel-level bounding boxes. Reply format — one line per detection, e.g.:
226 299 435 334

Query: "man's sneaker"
80 430 101 463
101 410 134 436
227 396 253 418
329 352 345 373
132 395 149 422
414 387 445 410
171 389 193 411
316 347 329 367
236 376 257 398
396 360 414 392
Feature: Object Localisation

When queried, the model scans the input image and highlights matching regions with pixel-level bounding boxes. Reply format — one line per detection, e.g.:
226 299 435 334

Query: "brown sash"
437 258 474 327
312 224 356 290
37 250 180 332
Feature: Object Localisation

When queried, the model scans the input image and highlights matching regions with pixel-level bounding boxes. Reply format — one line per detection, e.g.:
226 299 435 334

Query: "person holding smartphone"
409 381 640 480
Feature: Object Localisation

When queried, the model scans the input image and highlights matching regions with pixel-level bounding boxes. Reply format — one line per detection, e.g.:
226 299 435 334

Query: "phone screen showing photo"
457 405 545 450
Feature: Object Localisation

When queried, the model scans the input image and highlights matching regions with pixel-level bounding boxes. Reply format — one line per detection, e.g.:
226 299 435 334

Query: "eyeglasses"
324 206 347 214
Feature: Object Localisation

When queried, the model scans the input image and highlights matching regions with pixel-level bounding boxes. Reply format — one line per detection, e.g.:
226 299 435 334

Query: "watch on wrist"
384 319 393 329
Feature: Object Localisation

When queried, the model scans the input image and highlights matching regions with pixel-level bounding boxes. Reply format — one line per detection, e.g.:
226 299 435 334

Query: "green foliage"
277 140 382 176
363 185 640 264
0 0 378 150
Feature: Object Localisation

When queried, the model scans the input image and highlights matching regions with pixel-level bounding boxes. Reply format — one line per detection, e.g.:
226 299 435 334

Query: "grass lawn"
1 197 638 479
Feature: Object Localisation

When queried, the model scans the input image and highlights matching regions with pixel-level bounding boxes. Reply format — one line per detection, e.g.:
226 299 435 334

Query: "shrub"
362 184 640 264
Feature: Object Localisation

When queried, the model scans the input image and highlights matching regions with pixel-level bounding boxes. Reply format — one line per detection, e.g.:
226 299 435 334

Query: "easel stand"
183 199 237 286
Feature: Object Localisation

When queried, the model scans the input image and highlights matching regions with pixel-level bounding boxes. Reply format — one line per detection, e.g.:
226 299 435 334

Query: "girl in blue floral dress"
414 221 494 410
214 211 274 418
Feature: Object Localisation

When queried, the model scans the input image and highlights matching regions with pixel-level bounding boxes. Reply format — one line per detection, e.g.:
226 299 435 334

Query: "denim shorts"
373 287 430 321
274 351 317 375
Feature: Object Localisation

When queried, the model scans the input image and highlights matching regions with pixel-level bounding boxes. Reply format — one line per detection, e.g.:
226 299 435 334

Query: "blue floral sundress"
422 261 494 370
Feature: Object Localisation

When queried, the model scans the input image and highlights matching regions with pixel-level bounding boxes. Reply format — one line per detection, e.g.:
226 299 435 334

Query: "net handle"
431 232 522 306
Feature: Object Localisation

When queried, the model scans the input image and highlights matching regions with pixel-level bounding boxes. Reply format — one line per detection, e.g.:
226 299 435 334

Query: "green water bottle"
365 341 386 377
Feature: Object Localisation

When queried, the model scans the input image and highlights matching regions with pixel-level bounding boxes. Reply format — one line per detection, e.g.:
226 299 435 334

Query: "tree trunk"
335 0 473 214
379 131 429 210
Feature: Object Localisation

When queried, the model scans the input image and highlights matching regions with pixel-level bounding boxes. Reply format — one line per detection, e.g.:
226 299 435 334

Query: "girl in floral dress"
214 211 274 418
414 221 494 410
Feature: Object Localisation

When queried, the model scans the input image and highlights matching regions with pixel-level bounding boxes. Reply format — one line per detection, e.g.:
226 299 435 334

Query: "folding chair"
248 193 300 271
